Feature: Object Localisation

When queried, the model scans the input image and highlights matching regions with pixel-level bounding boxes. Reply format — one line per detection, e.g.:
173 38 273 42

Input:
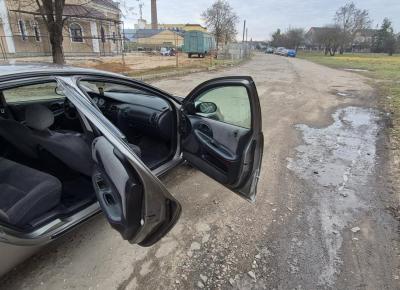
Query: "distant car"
274 47 288 56
265 47 275 54
160 47 175 56
287 49 297 57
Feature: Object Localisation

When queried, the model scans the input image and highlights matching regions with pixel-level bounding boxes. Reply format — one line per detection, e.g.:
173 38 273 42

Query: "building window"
33 23 40 42
18 20 27 41
70 23 83 42
112 32 116 43
100 26 106 43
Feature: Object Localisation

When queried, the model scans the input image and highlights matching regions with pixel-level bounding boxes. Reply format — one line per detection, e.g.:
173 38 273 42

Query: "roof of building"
306 27 338 35
124 29 184 41
306 26 378 36
63 5 107 20
92 0 120 10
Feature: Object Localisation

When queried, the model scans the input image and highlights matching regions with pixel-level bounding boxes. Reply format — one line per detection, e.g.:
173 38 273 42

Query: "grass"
298 51 400 144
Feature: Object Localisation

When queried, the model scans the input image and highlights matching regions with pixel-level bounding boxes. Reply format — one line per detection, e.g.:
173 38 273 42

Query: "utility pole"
138 1 144 20
242 20 246 43
240 20 246 59
151 0 158 29
175 33 178 68
245 28 248 57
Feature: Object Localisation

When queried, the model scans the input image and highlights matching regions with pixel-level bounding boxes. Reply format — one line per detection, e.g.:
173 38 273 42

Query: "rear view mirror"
196 102 218 114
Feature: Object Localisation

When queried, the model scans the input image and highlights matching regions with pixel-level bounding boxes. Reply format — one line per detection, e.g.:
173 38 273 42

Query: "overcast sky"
123 0 400 40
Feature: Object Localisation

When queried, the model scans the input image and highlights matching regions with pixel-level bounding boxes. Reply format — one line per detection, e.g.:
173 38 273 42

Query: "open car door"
57 77 181 246
182 76 263 202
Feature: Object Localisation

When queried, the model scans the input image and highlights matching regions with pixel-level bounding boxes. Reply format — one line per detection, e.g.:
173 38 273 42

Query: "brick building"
0 0 122 58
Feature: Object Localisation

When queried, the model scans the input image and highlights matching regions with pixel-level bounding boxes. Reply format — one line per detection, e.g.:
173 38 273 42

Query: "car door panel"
183 115 251 183
57 77 181 246
182 76 263 201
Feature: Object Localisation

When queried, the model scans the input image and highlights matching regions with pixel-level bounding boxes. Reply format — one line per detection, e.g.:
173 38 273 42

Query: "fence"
0 30 252 79
0 33 123 60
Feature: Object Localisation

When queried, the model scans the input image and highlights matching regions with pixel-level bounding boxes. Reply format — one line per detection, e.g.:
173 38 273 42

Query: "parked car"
160 47 176 56
287 49 297 57
274 47 288 56
265 47 275 54
0 64 264 276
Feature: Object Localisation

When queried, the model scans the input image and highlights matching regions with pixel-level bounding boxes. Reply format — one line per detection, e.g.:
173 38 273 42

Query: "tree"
36 0 66 64
285 28 304 51
314 25 341 56
270 29 286 47
334 2 371 54
202 0 239 52
372 18 397 55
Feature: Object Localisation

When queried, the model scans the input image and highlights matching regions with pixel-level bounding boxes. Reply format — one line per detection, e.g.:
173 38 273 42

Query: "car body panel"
57 77 182 245
274 47 288 56
0 64 263 276
265 47 275 54
0 67 184 275
287 49 297 57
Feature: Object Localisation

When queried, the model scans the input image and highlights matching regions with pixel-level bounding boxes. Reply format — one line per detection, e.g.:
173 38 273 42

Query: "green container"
183 31 215 58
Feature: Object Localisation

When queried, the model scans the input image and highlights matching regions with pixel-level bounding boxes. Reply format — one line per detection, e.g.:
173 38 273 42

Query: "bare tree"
36 0 66 64
202 0 239 52
285 28 304 51
13 0 107 64
12 0 73 64
334 2 371 54
314 25 341 56
270 29 283 47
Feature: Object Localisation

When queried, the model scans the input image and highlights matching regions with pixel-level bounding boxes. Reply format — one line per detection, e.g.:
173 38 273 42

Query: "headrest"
25 104 54 131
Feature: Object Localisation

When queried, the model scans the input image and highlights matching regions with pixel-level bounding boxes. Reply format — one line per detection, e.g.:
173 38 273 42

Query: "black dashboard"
88 91 174 142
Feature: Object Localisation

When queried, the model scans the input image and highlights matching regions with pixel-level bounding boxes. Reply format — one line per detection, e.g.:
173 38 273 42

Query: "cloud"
123 0 400 40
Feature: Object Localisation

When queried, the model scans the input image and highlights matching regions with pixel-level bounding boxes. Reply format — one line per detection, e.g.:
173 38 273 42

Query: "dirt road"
1 54 399 290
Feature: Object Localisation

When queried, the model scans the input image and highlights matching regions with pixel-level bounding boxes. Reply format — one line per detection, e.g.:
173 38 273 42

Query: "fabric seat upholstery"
0 118 39 159
25 104 94 176
0 157 61 226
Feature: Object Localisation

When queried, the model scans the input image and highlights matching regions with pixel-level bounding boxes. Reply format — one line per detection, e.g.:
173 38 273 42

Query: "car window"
2 82 64 103
194 86 251 129
79 80 152 96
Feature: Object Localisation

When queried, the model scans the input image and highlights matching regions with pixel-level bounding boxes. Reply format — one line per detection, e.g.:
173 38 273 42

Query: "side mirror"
55 86 64 96
195 102 218 114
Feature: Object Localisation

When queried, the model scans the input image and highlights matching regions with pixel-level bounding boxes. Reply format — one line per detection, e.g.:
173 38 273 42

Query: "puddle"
331 89 357 98
287 106 381 286
336 92 350 97
344 68 369 72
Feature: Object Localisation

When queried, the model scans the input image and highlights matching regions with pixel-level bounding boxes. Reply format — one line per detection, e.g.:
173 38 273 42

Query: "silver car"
274 47 288 56
0 64 264 276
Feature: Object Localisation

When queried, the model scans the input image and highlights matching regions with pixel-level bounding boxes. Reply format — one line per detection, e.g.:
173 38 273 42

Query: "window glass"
79 81 152 96
101 26 106 43
3 82 63 103
33 25 40 41
18 20 27 40
70 23 83 42
195 86 251 129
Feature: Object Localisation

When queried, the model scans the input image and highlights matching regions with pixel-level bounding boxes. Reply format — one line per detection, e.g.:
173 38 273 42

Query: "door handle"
198 123 213 137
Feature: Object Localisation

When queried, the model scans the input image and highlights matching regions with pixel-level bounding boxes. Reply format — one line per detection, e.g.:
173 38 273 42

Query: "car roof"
0 63 184 104
0 63 124 81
